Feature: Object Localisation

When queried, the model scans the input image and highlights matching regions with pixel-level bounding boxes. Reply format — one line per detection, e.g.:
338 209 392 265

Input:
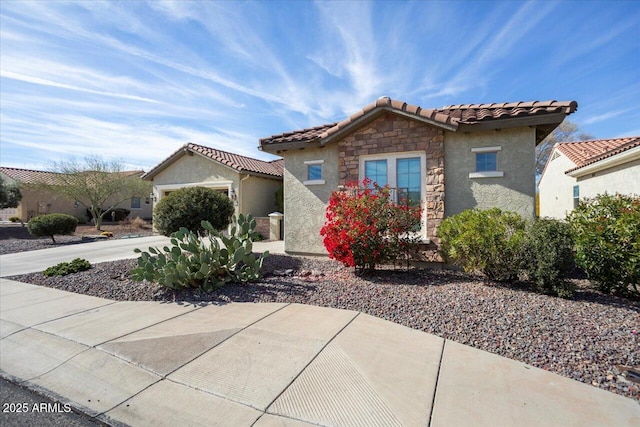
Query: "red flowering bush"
320 179 422 273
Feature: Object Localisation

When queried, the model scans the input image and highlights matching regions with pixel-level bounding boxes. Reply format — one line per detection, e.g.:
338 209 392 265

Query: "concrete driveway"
0 236 285 277
0 236 172 277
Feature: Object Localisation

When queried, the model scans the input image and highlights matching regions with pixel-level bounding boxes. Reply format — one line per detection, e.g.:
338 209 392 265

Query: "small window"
303 160 325 185
469 146 503 178
131 197 141 209
573 185 580 208
476 152 497 172
308 164 322 181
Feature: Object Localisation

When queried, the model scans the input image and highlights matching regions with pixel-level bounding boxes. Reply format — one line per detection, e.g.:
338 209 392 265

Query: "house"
259 97 577 259
538 136 640 218
142 143 283 231
0 167 153 222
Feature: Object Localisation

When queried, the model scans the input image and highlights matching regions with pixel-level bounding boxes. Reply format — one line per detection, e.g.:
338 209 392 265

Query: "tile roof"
143 143 283 179
260 97 577 148
557 136 640 172
0 167 62 185
0 167 145 185
435 100 578 124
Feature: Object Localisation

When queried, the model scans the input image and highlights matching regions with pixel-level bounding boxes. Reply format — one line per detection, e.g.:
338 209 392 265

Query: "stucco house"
259 97 577 259
142 143 283 229
0 167 152 222
538 136 640 218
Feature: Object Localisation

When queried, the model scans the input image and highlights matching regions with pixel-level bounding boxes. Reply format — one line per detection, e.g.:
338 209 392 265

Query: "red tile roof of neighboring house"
0 167 145 185
0 167 62 185
143 143 283 180
557 136 640 173
260 98 577 148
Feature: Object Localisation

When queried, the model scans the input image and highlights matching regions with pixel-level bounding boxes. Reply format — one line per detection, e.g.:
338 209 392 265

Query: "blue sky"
1 0 639 171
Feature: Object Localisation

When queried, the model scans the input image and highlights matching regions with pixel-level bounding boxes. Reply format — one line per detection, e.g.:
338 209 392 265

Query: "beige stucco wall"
283 146 339 254
538 150 578 218
150 153 241 217
239 174 282 217
444 127 537 219
0 172 150 222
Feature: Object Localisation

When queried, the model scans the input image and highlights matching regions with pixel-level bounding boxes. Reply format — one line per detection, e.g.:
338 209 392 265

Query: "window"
469 146 504 178
360 152 427 238
573 185 580 208
303 160 325 185
476 152 497 172
364 159 388 187
131 197 141 210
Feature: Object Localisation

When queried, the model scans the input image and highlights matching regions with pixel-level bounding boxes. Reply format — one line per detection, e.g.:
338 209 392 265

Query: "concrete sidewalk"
1 278 638 426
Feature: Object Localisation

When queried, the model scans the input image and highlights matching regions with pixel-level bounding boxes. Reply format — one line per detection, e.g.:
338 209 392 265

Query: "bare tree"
536 120 594 176
47 155 151 229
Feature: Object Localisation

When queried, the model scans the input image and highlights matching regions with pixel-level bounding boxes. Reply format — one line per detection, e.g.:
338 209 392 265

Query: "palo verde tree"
0 176 22 209
46 155 151 230
536 120 594 177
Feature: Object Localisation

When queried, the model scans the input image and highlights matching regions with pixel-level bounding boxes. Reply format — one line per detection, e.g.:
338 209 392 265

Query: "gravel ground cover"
8 253 639 402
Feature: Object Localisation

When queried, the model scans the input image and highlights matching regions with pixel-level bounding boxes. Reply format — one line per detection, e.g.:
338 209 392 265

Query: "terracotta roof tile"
260 98 577 148
557 136 640 172
0 167 145 185
144 143 283 179
0 167 61 185
436 100 577 124
258 123 337 146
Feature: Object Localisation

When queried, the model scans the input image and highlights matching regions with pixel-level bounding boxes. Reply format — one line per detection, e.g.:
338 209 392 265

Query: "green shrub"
27 213 78 243
153 186 234 236
9 216 22 224
523 218 576 298
438 208 526 282
568 193 639 296
131 214 268 291
44 258 91 276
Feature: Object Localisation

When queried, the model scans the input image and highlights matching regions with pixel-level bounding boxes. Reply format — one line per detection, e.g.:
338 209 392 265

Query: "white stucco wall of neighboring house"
539 151 640 219
283 146 339 255
574 158 640 199
444 127 537 219
239 174 282 218
150 153 241 217
538 150 578 218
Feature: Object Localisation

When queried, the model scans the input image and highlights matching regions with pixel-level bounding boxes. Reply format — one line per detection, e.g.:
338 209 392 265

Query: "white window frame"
359 151 428 241
469 146 504 178
303 160 325 185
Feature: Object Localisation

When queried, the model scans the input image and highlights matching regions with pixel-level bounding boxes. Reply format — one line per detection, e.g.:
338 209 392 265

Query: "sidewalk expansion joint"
427 338 446 427
259 310 362 424
96 303 294 418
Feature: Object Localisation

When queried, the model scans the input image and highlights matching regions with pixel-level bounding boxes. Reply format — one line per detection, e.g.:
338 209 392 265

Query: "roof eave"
566 145 640 177
455 112 569 144
259 139 322 154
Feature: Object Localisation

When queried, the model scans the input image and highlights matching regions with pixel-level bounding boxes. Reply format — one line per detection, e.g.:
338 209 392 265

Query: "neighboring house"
0 167 153 222
538 136 640 218
142 143 283 221
259 97 577 258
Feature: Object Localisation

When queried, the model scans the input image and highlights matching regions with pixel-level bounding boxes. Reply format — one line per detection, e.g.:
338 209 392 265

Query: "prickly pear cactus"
131 215 268 291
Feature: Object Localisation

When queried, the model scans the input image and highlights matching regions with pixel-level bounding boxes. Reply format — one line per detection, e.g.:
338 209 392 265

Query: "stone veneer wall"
337 113 445 261
253 217 270 240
